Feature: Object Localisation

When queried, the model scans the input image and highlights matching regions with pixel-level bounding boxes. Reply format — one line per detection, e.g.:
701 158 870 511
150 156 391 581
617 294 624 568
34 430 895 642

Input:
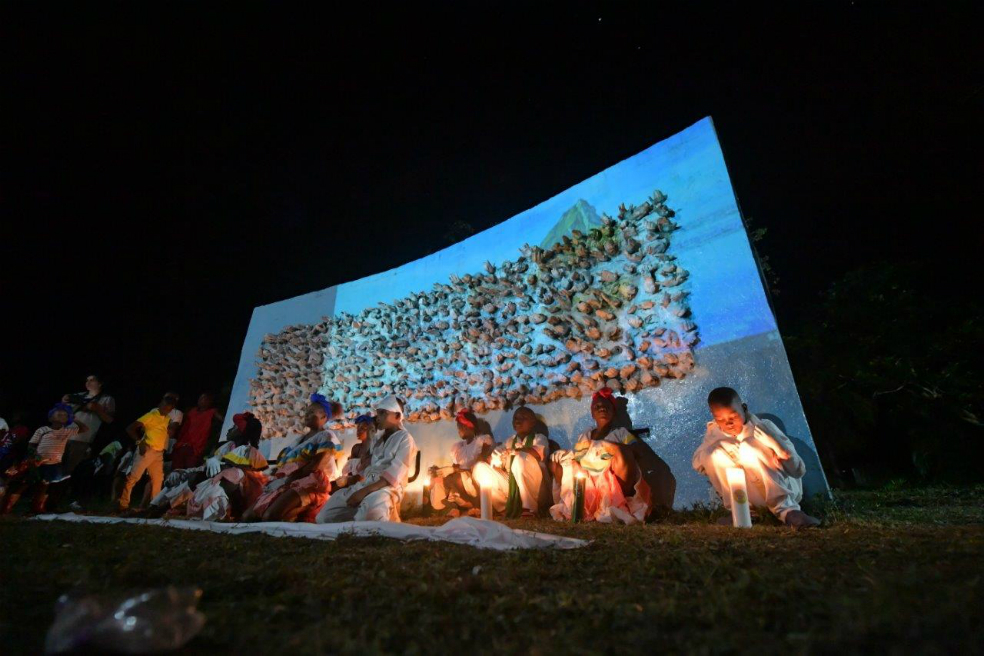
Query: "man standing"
62 374 116 474
118 394 178 511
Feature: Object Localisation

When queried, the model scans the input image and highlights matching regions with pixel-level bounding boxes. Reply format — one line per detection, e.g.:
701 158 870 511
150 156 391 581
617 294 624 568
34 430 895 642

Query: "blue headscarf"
48 402 75 426
354 414 374 425
310 393 334 418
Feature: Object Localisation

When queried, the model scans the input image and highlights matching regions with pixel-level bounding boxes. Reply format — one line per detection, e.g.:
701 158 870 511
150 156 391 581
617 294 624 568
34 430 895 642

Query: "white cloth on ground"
34 514 587 551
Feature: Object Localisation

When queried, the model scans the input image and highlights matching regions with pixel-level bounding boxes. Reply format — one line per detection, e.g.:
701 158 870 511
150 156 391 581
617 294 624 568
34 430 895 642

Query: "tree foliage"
786 262 983 484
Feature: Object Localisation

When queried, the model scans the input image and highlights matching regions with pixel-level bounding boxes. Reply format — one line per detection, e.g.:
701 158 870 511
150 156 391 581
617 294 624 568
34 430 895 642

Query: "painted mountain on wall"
539 199 603 248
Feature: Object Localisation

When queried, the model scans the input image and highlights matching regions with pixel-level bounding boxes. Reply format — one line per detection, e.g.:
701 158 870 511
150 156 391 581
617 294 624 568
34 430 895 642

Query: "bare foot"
783 510 821 529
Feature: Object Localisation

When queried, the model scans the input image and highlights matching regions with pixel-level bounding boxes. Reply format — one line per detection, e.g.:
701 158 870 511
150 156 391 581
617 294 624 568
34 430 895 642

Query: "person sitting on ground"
61 374 116 476
117 394 178 511
429 409 495 517
316 395 416 524
692 387 820 529
0 417 32 495
471 406 548 519
68 439 125 510
0 403 88 514
146 412 263 517
549 388 655 524
170 392 224 470
183 414 268 521
243 394 344 523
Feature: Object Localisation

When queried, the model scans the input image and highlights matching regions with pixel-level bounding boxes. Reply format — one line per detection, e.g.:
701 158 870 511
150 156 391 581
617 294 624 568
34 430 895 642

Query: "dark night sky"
3 2 981 428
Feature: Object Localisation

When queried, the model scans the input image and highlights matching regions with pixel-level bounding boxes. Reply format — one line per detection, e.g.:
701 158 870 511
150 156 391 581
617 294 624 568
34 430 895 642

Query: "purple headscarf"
48 402 75 426
310 393 334 418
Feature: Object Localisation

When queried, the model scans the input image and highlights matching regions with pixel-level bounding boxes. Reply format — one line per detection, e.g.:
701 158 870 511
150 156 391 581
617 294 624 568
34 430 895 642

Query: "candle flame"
473 465 495 488
725 467 746 488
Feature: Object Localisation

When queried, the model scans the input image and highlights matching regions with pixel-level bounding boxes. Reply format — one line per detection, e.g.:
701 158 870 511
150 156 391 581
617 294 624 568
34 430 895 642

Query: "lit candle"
471 466 494 521
480 484 492 521
571 471 587 524
422 475 431 517
725 467 753 528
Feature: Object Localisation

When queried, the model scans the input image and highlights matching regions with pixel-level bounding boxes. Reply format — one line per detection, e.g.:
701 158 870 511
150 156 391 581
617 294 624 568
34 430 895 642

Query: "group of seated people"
0 384 820 529
426 385 817 528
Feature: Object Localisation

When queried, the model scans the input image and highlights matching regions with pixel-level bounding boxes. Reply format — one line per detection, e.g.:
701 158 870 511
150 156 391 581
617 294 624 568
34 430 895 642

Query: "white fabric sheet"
33 513 586 551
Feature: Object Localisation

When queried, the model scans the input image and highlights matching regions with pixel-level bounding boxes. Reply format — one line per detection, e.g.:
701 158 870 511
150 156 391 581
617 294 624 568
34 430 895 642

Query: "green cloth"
504 433 535 519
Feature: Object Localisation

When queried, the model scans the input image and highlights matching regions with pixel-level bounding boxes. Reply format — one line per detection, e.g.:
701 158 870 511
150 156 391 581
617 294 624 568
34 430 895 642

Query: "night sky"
4 3 981 429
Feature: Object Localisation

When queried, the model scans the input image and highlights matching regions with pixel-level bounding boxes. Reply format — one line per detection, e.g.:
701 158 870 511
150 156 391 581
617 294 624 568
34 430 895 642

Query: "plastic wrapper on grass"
44 586 205 654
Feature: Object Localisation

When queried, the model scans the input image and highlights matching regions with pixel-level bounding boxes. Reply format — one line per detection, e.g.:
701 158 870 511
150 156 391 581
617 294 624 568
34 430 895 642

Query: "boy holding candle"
692 387 820 529
472 406 549 518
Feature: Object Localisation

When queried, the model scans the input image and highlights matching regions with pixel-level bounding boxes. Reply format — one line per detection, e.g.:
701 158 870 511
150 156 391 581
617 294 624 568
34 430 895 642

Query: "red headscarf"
591 387 616 407
455 409 476 429
232 412 254 433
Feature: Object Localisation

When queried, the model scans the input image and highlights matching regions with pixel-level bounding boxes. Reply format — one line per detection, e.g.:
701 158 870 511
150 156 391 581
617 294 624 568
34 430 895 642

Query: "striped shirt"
30 424 81 464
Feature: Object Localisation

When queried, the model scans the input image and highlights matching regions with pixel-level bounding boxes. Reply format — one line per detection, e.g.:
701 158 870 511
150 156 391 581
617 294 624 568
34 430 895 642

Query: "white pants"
472 452 544 514
705 444 803 520
150 481 192 508
316 479 399 523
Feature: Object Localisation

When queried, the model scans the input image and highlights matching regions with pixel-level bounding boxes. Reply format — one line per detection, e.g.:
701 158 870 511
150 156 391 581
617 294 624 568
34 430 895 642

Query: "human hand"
205 457 221 477
753 426 789 461
165 470 183 486
346 488 367 507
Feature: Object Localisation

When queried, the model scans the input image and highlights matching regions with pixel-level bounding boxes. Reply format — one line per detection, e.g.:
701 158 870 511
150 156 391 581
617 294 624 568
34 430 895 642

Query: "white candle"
422 475 431 515
480 486 492 521
726 467 753 528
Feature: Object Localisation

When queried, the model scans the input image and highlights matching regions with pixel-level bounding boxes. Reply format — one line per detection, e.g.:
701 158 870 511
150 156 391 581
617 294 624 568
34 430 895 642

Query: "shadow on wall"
758 413 830 499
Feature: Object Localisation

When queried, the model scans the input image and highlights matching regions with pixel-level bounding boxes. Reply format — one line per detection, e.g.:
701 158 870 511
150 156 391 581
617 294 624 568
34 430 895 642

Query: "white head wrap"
375 394 403 415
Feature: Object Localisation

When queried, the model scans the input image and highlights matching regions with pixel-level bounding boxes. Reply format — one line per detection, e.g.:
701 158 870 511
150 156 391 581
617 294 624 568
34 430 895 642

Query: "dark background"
3 2 981 431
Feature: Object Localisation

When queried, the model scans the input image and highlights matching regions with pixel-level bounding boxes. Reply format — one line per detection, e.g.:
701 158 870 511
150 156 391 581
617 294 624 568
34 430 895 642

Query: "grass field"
2 486 982 654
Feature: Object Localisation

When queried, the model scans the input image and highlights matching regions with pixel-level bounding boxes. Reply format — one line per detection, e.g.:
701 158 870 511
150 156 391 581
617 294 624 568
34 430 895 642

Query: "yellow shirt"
136 409 171 451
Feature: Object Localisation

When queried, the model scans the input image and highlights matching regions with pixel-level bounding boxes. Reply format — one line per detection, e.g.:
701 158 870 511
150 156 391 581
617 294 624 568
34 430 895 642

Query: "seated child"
316 394 416 524
549 388 651 524
244 394 343 523
429 409 495 516
692 387 819 529
338 414 375 481
0 403 89 514
472 406 548 519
